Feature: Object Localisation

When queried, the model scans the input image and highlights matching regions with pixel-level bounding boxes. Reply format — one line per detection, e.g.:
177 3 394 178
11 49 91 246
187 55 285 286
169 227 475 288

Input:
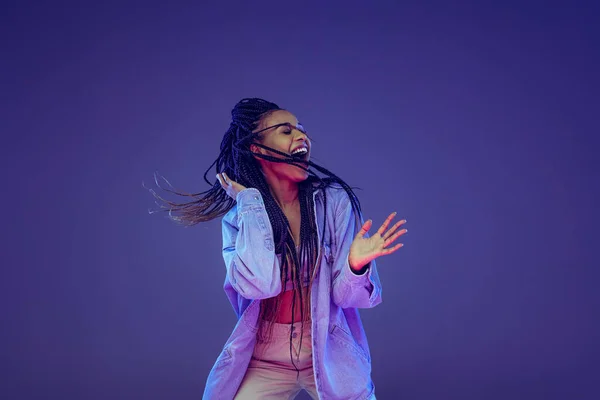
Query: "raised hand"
348 212 407 271
216 172 247 200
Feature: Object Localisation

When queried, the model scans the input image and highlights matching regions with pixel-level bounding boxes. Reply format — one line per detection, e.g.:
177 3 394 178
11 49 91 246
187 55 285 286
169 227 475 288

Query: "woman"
150 98 407 399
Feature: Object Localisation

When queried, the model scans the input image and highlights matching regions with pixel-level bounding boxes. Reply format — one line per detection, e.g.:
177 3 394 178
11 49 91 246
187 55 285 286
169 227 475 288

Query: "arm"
222 188 282 300
331 193 383 309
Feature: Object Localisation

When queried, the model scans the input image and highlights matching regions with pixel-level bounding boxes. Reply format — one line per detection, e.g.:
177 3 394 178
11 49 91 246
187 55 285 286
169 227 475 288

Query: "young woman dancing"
150 98 407 399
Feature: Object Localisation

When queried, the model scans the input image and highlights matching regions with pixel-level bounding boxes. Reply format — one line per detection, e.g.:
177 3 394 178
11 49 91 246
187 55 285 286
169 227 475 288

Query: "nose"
295 129 309 142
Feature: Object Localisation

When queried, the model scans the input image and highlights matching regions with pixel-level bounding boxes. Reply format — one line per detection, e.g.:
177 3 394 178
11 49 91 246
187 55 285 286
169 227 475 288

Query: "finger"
384 229 407 247
224 172 240 189
382 219 407 240
216 173 227 188
381 242 404 255
224 174 241 189
376 212 397 236
356 219 372 238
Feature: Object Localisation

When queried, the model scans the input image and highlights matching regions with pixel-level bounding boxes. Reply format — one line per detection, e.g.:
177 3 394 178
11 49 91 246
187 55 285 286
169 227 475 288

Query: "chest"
282 206 302 246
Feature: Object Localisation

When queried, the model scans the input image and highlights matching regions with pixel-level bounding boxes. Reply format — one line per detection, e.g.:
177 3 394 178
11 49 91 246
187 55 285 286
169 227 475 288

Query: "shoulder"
221 188 263 229
322 183 350 202
314 182 355 217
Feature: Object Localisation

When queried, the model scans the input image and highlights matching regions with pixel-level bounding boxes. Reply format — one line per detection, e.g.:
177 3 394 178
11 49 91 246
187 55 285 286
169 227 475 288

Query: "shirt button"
292 332 298 338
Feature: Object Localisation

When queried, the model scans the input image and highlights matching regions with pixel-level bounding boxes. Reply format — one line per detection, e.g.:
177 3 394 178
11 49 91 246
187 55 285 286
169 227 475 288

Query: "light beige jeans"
234 320 318 399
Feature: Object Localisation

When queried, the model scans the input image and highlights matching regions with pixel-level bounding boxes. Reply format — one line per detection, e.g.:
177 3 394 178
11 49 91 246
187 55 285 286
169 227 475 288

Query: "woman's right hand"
216 172 247 200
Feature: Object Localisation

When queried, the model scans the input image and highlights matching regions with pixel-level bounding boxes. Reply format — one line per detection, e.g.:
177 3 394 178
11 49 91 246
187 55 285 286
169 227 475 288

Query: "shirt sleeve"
221 188 282 300
331 191 383 309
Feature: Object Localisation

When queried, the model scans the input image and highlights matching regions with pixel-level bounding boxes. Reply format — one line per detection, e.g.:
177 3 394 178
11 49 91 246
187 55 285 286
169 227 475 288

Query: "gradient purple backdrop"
1 1 599 399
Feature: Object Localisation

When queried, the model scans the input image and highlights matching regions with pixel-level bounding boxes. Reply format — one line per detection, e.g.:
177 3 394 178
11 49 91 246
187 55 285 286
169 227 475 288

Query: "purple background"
2 1 599 399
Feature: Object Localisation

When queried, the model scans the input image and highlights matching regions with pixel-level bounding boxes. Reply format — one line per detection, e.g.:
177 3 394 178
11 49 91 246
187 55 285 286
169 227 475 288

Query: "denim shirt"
202 185 383 400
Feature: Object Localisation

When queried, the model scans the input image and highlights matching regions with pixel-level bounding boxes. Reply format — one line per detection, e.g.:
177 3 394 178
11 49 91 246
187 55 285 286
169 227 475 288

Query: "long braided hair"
147 98 363 370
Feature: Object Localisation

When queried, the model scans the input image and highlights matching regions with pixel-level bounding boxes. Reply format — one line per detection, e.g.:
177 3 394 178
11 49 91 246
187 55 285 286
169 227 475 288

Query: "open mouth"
290 147 309 161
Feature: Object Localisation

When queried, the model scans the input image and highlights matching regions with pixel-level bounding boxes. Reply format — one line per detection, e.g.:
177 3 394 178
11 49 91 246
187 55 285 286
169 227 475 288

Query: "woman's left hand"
348 212 407 271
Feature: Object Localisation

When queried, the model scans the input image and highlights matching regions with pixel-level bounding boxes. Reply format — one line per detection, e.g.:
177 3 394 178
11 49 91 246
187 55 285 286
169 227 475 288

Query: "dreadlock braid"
146 97 364 374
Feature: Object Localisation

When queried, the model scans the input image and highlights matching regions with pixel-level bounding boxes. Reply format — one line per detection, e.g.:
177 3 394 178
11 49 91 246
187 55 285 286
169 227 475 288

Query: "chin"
291 170 309 182
284 161 309 181
293 174 309 182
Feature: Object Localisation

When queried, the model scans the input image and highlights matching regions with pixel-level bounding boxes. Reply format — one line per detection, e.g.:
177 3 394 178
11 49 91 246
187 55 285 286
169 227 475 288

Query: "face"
250 110 311 182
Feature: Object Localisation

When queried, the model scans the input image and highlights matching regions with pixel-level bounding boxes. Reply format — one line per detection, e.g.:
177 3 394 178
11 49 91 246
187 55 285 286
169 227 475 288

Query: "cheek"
268 138 292 155
261 134 281 149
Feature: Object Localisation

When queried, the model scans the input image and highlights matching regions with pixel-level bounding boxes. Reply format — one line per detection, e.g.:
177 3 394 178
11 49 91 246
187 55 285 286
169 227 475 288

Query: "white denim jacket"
203 185 383 400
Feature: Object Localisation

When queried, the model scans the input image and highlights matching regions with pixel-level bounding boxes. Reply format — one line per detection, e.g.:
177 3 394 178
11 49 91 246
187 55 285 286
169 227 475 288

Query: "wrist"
349 259 369 275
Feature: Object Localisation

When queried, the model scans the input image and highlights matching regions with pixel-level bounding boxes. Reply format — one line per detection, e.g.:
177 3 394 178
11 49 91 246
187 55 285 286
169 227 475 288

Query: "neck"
262 171 299 209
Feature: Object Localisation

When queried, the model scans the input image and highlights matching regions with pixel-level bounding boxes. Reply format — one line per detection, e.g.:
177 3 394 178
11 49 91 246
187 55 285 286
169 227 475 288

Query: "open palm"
348 212 407 271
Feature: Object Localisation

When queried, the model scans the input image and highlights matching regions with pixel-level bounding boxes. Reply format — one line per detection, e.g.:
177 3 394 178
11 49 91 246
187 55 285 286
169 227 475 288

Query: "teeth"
292 148 307 155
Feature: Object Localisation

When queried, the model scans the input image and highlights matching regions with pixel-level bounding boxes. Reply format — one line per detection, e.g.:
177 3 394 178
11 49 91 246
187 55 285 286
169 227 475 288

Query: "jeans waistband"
258 319 312 339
